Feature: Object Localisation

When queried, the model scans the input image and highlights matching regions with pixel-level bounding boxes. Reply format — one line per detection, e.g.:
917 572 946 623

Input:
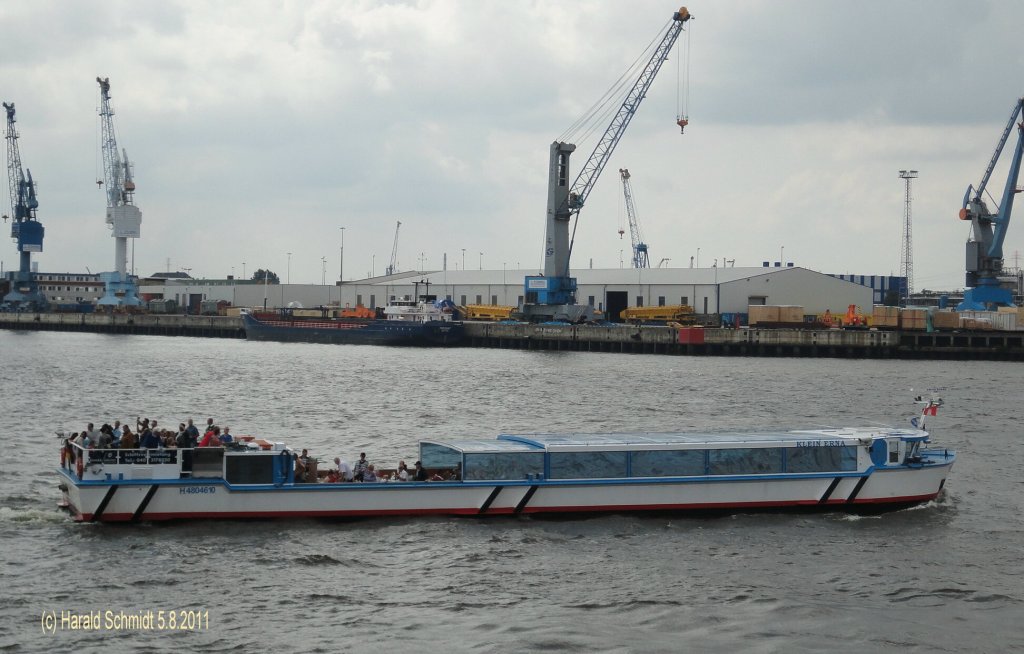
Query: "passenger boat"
241 295 463 346
57 401 954 523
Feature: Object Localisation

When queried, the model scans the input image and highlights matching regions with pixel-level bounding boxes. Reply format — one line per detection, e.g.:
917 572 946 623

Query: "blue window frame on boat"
419 443 462 469
786 446 858 473
464 452 544 480
709 448 784 475
630 450 706 477
549 451 628 479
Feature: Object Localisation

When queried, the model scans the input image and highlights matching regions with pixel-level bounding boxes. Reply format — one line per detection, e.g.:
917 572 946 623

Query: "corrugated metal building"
194 266 871 317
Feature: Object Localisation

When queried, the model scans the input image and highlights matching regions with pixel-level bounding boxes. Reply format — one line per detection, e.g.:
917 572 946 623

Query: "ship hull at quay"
241 312 463 346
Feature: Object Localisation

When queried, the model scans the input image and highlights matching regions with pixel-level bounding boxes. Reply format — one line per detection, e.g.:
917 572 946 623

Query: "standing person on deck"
139 419 160 448
184 418 200 447
175 423 190 449
353 453 369 481
198 427 221 447
334 457 353 482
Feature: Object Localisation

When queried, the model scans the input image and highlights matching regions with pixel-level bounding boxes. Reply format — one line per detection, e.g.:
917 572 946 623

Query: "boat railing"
63 439 191 481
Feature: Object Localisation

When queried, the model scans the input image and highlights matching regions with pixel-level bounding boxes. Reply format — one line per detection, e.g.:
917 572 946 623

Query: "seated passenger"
396 461 409 481
413 461 428 482
294 453 306 482
220 426 233 444
363 464 378 483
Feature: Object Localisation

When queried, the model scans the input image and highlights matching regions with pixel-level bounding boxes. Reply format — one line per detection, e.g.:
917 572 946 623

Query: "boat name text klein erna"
57 402 954 522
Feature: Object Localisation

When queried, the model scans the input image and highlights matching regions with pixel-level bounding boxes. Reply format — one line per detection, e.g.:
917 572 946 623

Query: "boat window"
786 446 858 473
420 443 462 469
888 440 901 464
631 450 705 477
709 448 784 475
191 448 224 479
225 454 276 484
549 451 627 479
464 452 544 480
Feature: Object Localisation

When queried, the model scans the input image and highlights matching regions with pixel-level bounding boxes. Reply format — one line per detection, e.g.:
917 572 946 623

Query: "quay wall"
0 312 245 339
0 313 1022 359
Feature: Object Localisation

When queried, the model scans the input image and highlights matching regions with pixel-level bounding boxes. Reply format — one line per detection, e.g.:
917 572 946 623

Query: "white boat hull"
59 462 952 522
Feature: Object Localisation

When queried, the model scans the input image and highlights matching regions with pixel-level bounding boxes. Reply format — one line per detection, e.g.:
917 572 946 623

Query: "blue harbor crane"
95 77 143 308
520 6 691 322
619 168 651 269
1 101 48 312
957 96 1024 311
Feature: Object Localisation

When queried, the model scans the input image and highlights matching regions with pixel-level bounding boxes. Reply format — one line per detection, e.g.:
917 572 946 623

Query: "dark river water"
0 331 1021 653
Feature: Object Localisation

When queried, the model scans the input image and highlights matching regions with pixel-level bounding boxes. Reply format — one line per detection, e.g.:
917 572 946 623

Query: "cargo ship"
241 296 463 346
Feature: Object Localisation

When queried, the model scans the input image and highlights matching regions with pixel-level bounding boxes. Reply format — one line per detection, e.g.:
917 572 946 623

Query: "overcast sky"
2 0 1023 290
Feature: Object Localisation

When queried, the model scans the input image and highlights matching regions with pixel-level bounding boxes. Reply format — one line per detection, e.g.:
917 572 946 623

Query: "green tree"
252 269 280 284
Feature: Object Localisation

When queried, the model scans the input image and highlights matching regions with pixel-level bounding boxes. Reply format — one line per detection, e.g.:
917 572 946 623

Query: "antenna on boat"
909 392 944 430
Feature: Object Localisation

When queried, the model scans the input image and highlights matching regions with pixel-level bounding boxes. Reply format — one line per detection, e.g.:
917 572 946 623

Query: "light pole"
503 262 506 303
371 254 375 277
287 252 292 284
339 227 345 282
479 252 482 270
462 249 466 270
696 247 700 268
780 245 784 266
242 262 246 280
321 256 329 305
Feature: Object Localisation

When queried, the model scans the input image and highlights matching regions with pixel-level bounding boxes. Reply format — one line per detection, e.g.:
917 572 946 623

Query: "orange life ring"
76 455 84 480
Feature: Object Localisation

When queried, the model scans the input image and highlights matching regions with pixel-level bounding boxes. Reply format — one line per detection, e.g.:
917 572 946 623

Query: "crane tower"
898 169 917 305
619 168 651 269
96 77 143 307
957 96 1024 311
521 6 691 322
2 101 48 311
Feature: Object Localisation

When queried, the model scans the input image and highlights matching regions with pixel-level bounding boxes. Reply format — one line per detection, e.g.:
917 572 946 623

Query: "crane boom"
957 96 1024 311
619 168 650 268
386 220 401 275
567 7 691 217
523 6 690 322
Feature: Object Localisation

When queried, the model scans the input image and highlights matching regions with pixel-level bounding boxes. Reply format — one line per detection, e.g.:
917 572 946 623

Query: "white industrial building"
140 265 873 319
